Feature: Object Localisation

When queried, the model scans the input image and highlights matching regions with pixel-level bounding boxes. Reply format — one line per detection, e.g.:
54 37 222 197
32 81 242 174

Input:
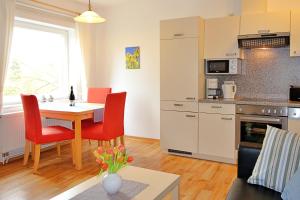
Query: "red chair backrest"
103 92 126 138
87 88 112 104
21 94 42 142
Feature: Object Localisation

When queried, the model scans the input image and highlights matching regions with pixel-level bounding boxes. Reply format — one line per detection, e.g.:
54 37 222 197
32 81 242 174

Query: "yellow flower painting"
125 47 140 69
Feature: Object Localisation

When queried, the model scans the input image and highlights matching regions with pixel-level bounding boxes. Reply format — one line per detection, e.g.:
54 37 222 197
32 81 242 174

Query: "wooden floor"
0 137 237 200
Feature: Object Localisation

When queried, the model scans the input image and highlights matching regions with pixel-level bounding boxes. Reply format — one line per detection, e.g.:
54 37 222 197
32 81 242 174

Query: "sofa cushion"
247 126 300 192
281 168 300 200
227 178 282 200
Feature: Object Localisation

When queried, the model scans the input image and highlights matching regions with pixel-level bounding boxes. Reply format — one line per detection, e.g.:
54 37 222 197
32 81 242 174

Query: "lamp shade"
74 10 106 23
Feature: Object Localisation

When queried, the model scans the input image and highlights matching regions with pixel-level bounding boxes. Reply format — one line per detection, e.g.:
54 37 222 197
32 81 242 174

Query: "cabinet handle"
174 33 184 37
221 117 233 121
258 29 270 34
211 105 222 109
186 97 195 100
225 53 236 57
174 104 183 107
186 114 196 118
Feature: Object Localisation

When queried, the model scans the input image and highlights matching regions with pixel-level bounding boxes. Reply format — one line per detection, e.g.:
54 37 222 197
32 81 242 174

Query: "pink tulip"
118 145 125 152
97 147 104 154
106 148 114 155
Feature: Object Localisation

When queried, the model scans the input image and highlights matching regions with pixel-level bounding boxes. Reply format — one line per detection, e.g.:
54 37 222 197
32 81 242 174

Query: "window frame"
3 18 75 113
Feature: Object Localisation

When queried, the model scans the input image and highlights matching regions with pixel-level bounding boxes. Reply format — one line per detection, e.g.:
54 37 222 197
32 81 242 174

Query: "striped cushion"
247 125 300 192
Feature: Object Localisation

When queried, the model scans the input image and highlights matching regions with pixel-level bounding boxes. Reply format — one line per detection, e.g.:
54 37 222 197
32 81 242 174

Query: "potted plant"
94 145 133 194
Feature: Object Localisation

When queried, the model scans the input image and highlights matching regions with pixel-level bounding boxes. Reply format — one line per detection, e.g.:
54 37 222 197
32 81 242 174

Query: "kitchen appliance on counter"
222 81 237 99
206 78 221 99
205 58 242 75
289 85 300 101
236 104 288 149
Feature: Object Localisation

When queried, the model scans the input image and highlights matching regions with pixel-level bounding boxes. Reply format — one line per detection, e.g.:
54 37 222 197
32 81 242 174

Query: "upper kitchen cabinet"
240 11 290 35
160 17 202 39
204 16 242 59
291 10 300 57
160 17 205 101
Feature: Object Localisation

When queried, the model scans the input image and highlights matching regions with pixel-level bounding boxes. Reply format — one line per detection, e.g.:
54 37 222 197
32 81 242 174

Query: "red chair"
82 88 112 145
21 94 75 173
87 88 112 104
81 92 126 147
82 88 112 126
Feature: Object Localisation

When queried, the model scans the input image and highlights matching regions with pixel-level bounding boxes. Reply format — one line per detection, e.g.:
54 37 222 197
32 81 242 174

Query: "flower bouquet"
94 145 133 194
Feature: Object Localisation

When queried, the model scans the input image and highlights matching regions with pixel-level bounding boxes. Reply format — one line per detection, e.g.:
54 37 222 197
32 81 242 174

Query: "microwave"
205 59 242 75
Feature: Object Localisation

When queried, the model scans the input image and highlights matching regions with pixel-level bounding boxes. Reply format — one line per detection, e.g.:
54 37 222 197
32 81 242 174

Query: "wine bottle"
69 86 75 106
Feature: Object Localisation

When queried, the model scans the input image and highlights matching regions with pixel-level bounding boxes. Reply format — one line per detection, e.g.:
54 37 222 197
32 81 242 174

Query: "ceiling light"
74 0 106 23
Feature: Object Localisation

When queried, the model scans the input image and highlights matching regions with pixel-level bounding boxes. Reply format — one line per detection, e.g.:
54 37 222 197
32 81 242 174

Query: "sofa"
226 146 282 200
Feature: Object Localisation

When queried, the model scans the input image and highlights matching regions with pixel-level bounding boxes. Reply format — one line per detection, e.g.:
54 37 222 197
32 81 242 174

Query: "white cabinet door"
198 113 235 160
160 17 202 39
291 10 300 57
240 11 290 35
288 119 300 134
161 110 198 153
204 16 241 59
161 38 199 101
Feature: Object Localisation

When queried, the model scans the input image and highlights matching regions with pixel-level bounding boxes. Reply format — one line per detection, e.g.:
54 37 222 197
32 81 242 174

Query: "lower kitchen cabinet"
288 119 300 134
198 112 235 162
160 110 198 153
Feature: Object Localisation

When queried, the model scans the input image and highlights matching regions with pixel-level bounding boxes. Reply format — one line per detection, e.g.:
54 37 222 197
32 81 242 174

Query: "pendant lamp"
74 0 106 23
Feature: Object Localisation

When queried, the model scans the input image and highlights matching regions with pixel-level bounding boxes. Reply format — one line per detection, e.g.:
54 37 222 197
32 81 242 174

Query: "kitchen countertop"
199 97 300 108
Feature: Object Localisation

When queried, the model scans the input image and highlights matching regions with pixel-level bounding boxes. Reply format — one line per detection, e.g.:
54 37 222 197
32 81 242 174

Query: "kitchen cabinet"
160 17 205 102
198 103 236 163
161 110 198 153
160 17 202 39
161 38 201 101
160 17 205 155
161 101 198 113
288 119 300 134
290 10 300 57
288 107 300 134
204 16 242 59
240 11 290 35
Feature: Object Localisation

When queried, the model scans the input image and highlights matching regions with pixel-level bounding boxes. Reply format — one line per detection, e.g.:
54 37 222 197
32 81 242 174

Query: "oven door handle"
239 116 281 123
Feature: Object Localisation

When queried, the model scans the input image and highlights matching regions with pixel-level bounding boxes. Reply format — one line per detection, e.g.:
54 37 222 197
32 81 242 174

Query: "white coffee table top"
50 166 180 200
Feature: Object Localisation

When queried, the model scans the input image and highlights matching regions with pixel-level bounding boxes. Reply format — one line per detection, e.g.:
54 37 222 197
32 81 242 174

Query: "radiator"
0 112 72 165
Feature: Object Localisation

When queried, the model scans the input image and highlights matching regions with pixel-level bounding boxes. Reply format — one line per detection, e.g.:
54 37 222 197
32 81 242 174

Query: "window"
3 19 79 110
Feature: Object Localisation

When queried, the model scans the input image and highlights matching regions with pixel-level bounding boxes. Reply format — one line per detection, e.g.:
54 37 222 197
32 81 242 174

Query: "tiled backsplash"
207 48 300 99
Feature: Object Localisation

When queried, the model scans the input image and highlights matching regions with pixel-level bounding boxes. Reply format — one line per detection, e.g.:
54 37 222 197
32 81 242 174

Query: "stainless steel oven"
236 104 288 149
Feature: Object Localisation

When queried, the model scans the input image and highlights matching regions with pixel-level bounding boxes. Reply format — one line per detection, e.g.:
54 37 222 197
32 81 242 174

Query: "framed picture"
125 46 140 69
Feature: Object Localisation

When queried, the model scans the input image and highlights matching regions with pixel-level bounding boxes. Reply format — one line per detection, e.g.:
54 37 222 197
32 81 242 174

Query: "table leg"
74 118 82 170
171 185 179 200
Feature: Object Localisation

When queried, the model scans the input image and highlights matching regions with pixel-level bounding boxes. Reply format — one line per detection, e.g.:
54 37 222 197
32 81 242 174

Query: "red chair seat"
81 92 126 143
81 122 109 140
37 126 74 144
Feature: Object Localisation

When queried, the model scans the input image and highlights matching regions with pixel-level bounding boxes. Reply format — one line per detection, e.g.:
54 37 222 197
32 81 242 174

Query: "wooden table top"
39 102 104 113
50 166 180 200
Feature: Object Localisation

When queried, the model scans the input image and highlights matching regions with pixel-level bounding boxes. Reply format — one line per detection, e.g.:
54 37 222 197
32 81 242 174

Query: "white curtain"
75 23 96 91
0 0 15 113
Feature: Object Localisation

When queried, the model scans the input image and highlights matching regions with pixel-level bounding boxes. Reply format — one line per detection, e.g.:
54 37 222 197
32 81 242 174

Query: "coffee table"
50 166 180 200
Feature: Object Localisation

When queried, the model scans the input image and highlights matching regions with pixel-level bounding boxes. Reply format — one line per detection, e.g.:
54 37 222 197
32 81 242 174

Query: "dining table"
39 102 105 170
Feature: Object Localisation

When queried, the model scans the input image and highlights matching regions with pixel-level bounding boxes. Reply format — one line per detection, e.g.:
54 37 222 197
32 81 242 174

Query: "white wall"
96 0 241 139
